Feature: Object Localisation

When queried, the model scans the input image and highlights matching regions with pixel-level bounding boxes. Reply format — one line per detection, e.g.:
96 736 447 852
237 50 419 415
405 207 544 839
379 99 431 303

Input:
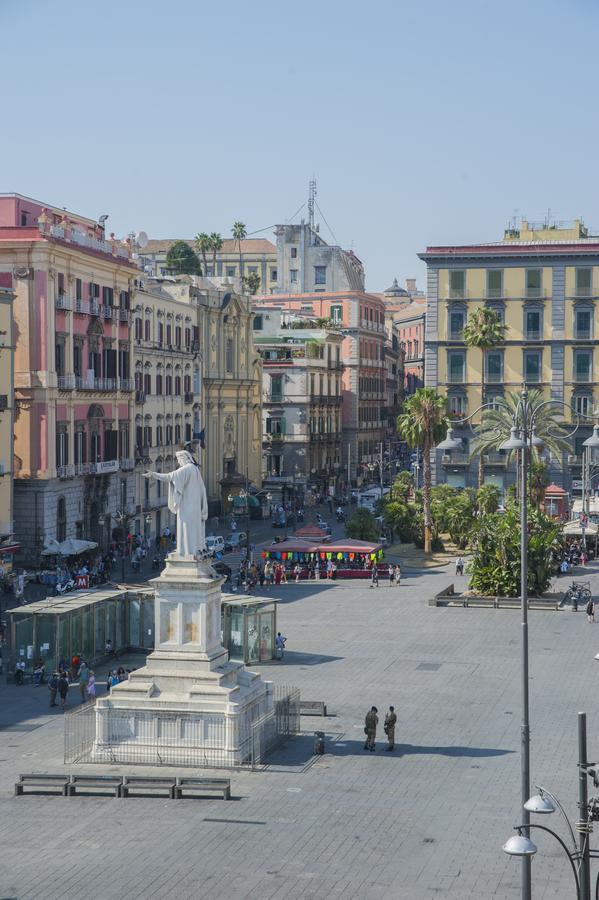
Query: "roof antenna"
308 179 317 231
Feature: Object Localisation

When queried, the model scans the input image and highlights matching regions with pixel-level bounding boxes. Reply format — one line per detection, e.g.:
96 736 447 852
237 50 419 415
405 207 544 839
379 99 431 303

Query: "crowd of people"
13 647 130 709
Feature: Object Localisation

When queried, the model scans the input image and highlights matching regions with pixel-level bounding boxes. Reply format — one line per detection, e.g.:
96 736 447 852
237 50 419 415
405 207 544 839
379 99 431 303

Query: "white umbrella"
563 520 598 536
41 538 98 557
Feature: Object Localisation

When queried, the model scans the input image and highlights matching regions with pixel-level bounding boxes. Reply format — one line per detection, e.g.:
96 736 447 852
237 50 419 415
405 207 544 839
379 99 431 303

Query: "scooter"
55 577 75 596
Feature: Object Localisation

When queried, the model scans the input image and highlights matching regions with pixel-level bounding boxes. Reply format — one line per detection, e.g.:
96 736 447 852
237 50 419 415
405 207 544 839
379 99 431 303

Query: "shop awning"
563 520 598 536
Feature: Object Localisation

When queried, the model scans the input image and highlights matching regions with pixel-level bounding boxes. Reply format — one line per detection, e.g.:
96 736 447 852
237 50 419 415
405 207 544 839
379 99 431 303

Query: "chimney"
405 278 417 294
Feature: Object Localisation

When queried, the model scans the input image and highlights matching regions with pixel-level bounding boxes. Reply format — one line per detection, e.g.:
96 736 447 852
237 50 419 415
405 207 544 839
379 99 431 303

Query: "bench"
120 775 176 799
67 774 123 797
300 700 327 717
174 777 231 800
15 774 70 796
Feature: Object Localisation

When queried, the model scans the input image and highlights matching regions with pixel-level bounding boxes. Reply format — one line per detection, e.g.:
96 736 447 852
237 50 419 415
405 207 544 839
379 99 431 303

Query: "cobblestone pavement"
2 562 599 899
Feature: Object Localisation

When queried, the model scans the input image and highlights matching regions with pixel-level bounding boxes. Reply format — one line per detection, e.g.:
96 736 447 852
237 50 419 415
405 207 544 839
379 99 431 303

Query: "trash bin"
314 731 325 755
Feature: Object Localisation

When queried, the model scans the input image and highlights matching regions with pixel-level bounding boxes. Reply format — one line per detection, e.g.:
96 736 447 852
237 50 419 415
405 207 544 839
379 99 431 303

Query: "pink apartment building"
255 290 387 486
0 194 137 561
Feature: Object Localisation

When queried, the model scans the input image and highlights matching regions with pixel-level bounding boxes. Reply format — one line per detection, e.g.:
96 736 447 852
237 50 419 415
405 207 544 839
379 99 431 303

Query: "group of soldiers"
364 705 396 752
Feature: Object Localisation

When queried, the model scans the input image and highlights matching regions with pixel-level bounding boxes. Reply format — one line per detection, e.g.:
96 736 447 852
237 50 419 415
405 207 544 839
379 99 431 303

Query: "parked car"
205 535 225 557
224 532 247 552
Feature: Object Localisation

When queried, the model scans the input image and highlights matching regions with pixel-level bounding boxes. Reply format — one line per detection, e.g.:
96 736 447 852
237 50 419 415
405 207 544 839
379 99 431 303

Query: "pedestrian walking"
86 671 96 702
363 706 378 751
48 672 59 706
394 564 402 587
275 632 287 660
455 556 464 576
78 661 89 702
314 561 320 581
384 706 397 751
370 566 379 588
587 597 595 624
58 672 69 709
33 658 45 686
294 563 301 583
388 564 394 586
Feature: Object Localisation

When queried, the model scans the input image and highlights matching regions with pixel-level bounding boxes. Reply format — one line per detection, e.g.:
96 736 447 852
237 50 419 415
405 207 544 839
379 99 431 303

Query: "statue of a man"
143 450 208 557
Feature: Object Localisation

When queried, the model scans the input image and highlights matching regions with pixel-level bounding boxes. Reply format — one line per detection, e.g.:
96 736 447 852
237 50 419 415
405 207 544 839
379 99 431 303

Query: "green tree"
383 497 416 542
529 459 550 510
476 483 500 516
397 388 448 553
462 307 506 487
472 389 570 465
194 232 211 275
209 232 223 275
232 221 247 282
345 507 380 542
445 490 477 549
391 470 412 503
243 272 261 295
166 240 201 275
468 506 562 597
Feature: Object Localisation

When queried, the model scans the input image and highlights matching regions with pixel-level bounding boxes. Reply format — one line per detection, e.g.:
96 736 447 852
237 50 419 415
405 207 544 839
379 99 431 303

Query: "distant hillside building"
274 222 365 294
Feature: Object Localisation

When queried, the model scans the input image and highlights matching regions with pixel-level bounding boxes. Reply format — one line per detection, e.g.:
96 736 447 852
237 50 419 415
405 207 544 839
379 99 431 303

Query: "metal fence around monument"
64 684 301 770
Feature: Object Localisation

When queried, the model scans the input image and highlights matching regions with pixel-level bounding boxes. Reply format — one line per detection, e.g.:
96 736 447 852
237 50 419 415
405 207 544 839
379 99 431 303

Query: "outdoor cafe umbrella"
41 538 98 557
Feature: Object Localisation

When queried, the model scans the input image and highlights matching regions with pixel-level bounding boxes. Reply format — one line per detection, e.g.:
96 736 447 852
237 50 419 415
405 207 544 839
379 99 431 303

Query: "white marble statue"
143 450 208 557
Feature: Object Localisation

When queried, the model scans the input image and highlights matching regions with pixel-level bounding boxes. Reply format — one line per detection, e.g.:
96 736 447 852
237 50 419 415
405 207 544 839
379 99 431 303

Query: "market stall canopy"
572 499 599 515
563 520 598 536
41 538 99 556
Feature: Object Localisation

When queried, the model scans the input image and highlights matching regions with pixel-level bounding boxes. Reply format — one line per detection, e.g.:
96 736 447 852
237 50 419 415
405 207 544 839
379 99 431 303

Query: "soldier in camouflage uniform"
384 706 397 751
364 706 378 751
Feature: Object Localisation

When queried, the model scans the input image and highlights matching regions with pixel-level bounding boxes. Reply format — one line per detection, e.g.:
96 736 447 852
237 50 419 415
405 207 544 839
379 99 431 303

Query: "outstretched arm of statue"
143 471 171 482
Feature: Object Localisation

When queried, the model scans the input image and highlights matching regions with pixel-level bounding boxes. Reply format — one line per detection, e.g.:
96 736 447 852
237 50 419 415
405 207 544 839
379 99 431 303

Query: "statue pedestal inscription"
93 554 272 765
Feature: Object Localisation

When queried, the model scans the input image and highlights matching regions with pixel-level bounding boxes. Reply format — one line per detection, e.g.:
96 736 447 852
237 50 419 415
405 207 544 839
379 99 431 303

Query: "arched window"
174 375 181 396
57 496 67 542
144 372 151 395
144 318 151 342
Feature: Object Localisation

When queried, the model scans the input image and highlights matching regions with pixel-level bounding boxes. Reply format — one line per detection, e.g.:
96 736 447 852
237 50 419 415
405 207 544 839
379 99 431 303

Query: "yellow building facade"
420 220 599 494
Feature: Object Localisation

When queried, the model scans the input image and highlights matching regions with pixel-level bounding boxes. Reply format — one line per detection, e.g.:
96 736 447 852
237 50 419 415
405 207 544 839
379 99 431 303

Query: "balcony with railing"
102 305 113 319
120 458 135 471
89 459 119 474
448 288 468 300
55 294 71 310
118 308 130 323
48 224 132 261
484 288 506 300
74 299 90 314
483 451 508 467
74 463 90 476
442 453 469 465
90 299 100 316
57 464 75 479
58 374 76 390
119 378 134 392
525 286 544 299
524 330 542 342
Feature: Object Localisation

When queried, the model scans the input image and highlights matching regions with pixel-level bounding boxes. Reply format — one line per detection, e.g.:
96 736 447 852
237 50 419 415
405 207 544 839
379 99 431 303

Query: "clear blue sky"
3 0 598 291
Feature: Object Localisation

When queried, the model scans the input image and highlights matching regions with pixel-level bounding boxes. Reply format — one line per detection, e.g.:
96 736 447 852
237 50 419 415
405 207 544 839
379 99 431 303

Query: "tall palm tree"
194 233 210 276
463 307 506 487
397 388 448 553
232 222 247 284
471 389 571 465
209 232 223 276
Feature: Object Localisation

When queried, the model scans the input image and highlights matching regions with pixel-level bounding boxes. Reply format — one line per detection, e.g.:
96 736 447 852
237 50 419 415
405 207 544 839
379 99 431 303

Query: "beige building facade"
146 277 263 516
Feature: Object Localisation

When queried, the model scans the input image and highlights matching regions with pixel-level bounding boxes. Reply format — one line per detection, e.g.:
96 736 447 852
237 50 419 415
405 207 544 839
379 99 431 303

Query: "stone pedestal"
93 554 272 766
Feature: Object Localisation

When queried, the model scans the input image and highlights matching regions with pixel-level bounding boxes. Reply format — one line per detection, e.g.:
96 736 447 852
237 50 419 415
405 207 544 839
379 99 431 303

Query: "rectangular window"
253 315 263 330
486 269 503 299
290 269 298 283
291 247 297 258
485 351 504 383
270 268 277 281
524 308 542 340
524 350 542 383
76 278 82 301
526 268 542 298
314 266 327 285
225 338 234 374
247 266 258 274
487 304 504 325
575 308 592 340
331 305 343 324
226 266 236 277
573 394 592 417
271 374 283 402
449 270 465 299
575 268 592 297
447 351 465 383
448 308 465 340
574 349 592 382
448 394 467 418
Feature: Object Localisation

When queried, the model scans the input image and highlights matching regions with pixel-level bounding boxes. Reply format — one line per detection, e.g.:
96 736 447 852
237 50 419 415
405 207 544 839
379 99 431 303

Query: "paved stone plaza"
2 563 599 899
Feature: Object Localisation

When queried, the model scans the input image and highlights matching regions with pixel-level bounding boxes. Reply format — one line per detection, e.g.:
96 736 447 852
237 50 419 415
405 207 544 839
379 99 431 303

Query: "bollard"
314 731 325 755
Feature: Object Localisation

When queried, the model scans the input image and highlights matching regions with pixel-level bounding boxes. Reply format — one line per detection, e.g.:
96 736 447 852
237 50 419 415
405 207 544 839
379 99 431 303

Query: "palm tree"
471 389 571 465
194 233 210 276
463 307 506 487
397 388 448 553
209 232 223 276
231 222 247 284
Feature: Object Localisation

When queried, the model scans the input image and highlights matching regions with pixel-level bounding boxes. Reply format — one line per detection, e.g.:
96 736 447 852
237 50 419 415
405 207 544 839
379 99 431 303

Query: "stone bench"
121 775 176 799
174 777 231 800
300 700 327 717
67 774 123 797
15 774 70 796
